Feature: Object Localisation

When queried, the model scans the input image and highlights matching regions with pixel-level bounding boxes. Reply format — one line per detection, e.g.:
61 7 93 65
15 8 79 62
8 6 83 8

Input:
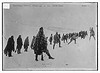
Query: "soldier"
68 33 78 44
4 36 15 57
62 34 68 43
31 36 36 49
82 31 87 39
49 34 53 45
58 33 61 46
68 33 72 39
24 36 29 52
65 34 69 43
79 31 87 39
61 34 65 43
16 35 23 54
85 31 88 37
89 27 95 40
53 32 61 49
81 31 85 39
33 27 54 61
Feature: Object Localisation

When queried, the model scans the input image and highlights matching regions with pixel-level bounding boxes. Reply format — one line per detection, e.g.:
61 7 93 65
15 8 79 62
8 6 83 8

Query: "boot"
8 52 12 57
49 56 54 59
45 50 54 59
41 54 44 61
35 54 38 61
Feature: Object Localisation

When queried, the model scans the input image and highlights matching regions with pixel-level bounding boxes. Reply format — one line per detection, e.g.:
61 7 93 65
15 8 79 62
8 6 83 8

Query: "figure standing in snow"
24 36 29 52
61 33 68 43
68 33 78 44
4 36 15 57
53 32 61 49
32 27 54 61
79 31 88 39
16 35 23 54
58 33 61 46
31 36 36 49
89 27 95 40
65 34 69 43
49 34 53 45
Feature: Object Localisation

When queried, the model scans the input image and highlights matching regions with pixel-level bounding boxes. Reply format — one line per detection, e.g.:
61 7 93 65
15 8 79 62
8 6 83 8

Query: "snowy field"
3 27 97 70
3 3 97 70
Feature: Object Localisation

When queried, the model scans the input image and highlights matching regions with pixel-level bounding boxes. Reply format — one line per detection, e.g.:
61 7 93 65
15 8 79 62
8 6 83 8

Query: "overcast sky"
3 2 97 40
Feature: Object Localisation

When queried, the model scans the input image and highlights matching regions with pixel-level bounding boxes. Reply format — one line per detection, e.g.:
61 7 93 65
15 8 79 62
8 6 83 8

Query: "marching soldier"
89 27 95 40
16 35 23 54
24 36 29 52
68 33 78 44
31 36 36 49
53 32 61 49
33 27 54 61
49 34 53 45
4 36 15 57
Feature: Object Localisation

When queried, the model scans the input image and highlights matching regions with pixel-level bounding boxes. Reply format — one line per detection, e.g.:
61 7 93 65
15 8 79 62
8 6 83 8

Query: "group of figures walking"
4 27 54 61
4 27 95 61
48 27 95 49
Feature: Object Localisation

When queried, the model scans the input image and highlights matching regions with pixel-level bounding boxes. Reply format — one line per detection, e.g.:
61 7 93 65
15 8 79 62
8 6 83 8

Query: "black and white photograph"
2 2 98 71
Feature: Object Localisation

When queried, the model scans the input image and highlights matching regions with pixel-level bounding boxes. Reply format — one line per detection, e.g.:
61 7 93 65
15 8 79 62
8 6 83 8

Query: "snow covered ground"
3 27 97 70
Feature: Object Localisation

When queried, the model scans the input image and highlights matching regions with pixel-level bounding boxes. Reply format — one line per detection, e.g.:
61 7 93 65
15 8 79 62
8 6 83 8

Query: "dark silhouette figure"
4 36 15 57
89 27 95 40
61 34 65 43
79 31 88 39
58 33 61 46
16 35 23 54
31 36 36 49
68 33 78 44
65 34 69 43
32 27 54 61
61 34 68 43
24 36 29 52
49 34 53 45
53 32 61 49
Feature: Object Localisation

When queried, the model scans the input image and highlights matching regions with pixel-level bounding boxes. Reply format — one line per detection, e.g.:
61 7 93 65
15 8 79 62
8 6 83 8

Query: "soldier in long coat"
61 34 67 43
53 32 61 49
49 34 53 45
24 36 29 52
33 27 54 61
4 36 15 57
16 35 23 54
31 36 36 49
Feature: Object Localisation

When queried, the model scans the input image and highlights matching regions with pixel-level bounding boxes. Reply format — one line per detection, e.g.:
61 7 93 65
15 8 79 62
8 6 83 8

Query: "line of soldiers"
48 31 86 49
4 27 95 61
4 35 29 57
49 32 61 49
48 27 95 49
4 36 15 57
4 27 54 61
